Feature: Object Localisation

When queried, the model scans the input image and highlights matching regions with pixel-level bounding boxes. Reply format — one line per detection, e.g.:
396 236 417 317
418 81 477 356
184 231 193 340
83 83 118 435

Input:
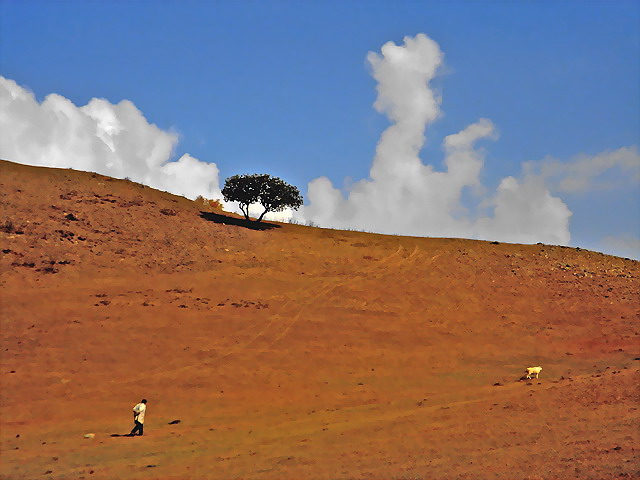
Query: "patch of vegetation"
1 219 15 233
1 219 24 234
195 195 224 211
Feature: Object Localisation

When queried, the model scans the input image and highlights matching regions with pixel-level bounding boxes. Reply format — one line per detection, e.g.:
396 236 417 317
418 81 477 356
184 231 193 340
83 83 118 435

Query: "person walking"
130 399 147 436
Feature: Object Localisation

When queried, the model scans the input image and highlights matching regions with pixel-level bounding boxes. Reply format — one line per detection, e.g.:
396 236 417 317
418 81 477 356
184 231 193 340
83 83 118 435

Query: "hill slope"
1 160 639 479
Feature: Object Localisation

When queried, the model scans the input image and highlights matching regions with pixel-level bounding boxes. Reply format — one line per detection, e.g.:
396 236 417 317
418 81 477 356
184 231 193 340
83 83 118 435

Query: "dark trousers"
130 420 144 436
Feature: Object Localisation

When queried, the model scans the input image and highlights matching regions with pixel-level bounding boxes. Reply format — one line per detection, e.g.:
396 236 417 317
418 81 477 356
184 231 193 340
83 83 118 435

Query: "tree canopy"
222 174 303 222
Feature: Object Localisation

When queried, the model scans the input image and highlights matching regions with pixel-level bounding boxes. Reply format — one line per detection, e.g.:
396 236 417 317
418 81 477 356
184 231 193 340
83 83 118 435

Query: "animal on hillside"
525 366 542 379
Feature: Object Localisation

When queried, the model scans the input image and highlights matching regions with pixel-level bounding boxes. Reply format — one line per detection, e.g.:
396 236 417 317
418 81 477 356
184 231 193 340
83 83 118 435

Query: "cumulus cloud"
297 34 572 245
601 235 640 260
524 146 640 194
0 76 222 201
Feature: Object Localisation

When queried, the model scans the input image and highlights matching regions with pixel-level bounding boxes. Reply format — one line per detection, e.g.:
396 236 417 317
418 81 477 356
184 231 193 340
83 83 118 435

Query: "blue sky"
1 0 639 257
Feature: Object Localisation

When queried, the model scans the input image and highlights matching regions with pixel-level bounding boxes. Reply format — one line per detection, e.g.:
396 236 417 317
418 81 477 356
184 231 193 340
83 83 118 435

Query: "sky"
1 0 639 258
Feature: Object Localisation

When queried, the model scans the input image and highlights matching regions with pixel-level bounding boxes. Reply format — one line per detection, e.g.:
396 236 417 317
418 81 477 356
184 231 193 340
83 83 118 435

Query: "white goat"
525 366 542 379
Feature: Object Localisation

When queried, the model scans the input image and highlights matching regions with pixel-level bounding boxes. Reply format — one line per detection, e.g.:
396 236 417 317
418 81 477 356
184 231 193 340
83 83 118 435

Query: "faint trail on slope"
219 245 411 358
212 246 403 351
111 244 411 382
195 243 421 362
96 244 434 384
192 245 408 356
262 244 427 350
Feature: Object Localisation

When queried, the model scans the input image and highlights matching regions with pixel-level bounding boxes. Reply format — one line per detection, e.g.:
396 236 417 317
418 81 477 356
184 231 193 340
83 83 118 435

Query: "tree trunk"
256 208 269 223
240 204 250 221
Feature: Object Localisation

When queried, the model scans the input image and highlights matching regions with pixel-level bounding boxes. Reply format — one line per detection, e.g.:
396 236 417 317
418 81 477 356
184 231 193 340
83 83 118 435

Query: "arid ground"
1 160 638 479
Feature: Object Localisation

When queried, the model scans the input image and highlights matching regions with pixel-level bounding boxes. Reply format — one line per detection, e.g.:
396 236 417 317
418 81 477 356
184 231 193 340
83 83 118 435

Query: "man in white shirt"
130 399 147 436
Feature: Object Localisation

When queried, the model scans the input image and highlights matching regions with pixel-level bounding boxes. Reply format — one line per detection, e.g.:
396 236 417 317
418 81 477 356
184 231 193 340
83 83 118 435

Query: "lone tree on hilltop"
222 174 303 222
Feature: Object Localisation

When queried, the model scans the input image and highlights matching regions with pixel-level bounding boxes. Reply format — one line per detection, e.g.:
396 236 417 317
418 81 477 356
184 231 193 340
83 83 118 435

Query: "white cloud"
525 146 640 194
600 235 640 260
474 175 572 245
297 34 573 245
0 76 223 202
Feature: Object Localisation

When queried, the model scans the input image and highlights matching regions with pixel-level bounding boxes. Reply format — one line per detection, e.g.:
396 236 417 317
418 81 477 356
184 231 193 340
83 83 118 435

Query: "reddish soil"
1 160 638 479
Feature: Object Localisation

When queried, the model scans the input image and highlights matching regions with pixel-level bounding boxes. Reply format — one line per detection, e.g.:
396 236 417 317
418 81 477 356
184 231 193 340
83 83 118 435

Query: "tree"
222 174 303 222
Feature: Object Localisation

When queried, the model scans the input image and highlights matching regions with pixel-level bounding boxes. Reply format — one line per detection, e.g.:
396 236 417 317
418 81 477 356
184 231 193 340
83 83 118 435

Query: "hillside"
1 159 638 480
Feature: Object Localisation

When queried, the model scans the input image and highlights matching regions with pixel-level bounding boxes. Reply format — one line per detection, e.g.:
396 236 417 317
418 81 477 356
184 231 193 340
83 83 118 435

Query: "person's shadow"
110 433 135 437
199 211 281 231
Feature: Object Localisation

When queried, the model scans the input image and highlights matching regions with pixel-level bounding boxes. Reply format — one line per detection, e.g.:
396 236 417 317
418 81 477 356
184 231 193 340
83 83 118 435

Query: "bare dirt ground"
1 160 638 479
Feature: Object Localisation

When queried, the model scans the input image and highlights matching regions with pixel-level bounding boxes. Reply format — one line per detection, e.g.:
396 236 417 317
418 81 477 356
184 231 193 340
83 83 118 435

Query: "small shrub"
195 196 224 211
1 220 15 233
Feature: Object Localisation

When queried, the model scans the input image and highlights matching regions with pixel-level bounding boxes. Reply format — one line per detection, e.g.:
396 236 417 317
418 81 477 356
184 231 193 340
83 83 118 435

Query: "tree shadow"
199 211 281 231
